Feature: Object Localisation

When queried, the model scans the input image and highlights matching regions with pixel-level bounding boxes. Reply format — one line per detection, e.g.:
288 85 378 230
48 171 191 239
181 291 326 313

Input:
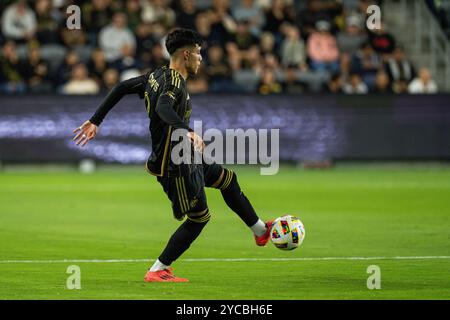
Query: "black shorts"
157 162 228 221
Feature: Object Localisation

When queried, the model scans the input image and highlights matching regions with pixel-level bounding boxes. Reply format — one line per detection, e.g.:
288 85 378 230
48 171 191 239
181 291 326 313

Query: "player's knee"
186 208 211 224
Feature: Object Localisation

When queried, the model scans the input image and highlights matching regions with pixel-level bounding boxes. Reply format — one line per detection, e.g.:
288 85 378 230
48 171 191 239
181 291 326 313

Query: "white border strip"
0 256 449 264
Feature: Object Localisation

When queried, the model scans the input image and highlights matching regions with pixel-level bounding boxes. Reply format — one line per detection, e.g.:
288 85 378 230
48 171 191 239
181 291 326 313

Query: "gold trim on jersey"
171 69 181 88
144 91 151 115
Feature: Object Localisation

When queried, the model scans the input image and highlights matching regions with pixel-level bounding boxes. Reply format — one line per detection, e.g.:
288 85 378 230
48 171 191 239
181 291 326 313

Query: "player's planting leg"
144 210 210 283
214 168 273 246
158 210 210 265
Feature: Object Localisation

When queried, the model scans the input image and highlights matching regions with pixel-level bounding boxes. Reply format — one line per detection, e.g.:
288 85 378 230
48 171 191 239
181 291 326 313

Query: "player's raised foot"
254 220 274 246
144 267 189 283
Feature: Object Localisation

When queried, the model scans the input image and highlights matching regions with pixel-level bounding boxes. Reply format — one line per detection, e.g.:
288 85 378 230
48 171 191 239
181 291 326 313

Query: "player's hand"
73 120 98 147
187 131 205 153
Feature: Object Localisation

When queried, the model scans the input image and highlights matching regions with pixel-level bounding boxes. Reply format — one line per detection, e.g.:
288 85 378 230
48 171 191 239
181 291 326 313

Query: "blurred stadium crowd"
0 0 442 95
427 0 450 39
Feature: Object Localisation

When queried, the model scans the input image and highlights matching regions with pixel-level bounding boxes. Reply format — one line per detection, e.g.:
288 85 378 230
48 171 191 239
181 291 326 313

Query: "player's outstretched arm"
72 74 148 147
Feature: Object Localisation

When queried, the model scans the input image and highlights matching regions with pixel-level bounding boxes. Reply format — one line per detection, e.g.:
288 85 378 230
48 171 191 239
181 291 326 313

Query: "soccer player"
73 28 272 282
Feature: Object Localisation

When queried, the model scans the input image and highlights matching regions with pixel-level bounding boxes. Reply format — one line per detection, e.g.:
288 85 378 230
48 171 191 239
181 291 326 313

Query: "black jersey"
89 65 197 177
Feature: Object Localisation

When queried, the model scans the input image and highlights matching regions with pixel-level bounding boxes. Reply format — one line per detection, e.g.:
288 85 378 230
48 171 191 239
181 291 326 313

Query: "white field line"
1 182 449 192
0 256 449 264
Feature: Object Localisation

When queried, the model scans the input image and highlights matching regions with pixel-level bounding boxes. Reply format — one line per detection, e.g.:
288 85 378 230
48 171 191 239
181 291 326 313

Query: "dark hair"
330 72 341 82
165 28 203 55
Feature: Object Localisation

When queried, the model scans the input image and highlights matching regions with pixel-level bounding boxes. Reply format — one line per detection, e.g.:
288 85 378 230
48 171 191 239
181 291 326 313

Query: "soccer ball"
270 215 305 250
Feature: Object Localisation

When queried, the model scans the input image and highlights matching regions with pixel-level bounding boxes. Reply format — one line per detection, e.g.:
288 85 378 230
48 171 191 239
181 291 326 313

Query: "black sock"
158 219 208 266
220 172 259 227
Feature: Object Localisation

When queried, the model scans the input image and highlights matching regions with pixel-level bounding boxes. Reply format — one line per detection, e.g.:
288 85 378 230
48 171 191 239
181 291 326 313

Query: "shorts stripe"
221 170 233 190
187 209 208 217
187 209 210 223
179 177 190 212
175 178 188 213
211 169 225 188
175 178 184 212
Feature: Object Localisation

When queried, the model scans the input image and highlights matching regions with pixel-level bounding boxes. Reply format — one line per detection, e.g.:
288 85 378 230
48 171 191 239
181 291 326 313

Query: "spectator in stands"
228 19 259 52
245 44 265 70
226 19 259 70
56 51 81 86
368 21 396 56
371 70 393 93
141 0 176 29
337 15 367 58
61 63 100 95
426 0 450 38
60 28 90 61
263 0 295 45
323 72 344 93
280 24 307 70
113 44 144 79
282 64 306 94
0 0 439 95
206 0 237 44
297 0 341 36
34 0 61 45
194 12 217 48
124 0 143 33
0 40 26 93
175 0 199 30
262 52 282 77
82 0 114 45
338 14 369 78
18 43 52 93
232 45 263 92
408 67 438 94
205 45 235 92
384 46 415 88
232 0 265 36
307 20 340 75
1 0 37 44
257 68 283 95
101 68 120 92
99 12 136 63
392 80 409 94
88 48 110 87
148 43 169 70
343 72 368 94
135 23 158 65
350 42 383 89
259 31 276 57
345 0 375 28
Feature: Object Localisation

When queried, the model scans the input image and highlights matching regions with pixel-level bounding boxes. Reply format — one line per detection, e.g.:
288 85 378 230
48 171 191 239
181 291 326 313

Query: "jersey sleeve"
155 71 190 130
89 73 148 126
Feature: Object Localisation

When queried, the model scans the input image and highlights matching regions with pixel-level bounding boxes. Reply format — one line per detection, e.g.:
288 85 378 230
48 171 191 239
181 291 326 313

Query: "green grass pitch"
0 164 449 300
